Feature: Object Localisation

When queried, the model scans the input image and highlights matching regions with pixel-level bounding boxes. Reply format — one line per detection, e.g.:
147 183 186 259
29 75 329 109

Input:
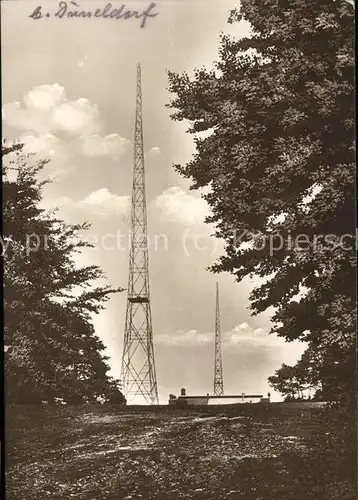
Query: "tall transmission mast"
120 64 159 405
213 282 224 396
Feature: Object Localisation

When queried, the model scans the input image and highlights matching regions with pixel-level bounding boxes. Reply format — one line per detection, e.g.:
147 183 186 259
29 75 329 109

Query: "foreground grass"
6 403 356 499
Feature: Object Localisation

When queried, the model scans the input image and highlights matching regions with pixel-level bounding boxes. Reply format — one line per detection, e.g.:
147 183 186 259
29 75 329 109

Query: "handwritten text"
29 2 159 28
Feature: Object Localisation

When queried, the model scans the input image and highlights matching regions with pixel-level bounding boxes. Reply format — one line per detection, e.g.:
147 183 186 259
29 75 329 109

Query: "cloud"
3 100 46 134
235 322 253 332
80 134 130 159
156 322 282 350
21 132 129 162
146 146 161 157
3 84 100 136
226 324 271 346
10 133 74 181
24 83 65 111
52 98 100 136
154 186 211 226
57 188 130 219
78 55 88 68
21 133 60 156
156 329 212 346
3 85 130 177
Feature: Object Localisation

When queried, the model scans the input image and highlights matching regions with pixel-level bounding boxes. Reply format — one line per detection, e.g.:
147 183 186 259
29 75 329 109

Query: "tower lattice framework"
213 282 224 396
121 64 159 405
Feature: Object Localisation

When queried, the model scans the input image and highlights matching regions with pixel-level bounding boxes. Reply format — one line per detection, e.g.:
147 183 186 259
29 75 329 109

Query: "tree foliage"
3 142 126 405
167 0 355 401
268 346 324 400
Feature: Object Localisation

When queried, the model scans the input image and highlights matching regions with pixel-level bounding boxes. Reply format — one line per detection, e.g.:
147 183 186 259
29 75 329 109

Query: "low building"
169 388 270 406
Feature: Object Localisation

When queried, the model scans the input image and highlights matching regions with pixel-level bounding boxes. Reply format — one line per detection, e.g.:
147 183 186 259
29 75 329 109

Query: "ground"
6 403 356 500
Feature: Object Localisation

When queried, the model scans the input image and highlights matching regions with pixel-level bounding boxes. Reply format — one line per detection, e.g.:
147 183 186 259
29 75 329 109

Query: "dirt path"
5 404 329 500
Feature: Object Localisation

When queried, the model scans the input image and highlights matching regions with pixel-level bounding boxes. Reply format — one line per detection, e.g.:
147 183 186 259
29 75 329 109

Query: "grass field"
5 403 356 500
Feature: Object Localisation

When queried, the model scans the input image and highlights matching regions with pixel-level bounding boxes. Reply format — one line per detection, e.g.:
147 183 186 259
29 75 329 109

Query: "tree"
167 0 355 402
268 346 324 400
3 142 126 405
268 364 303 401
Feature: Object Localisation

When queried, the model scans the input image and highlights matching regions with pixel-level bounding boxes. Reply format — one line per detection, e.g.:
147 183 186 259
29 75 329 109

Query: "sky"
2 0 306 403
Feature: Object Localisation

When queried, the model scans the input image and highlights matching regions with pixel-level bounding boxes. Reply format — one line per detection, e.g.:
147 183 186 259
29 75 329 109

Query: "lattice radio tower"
120 64 159 405
213 282 224 396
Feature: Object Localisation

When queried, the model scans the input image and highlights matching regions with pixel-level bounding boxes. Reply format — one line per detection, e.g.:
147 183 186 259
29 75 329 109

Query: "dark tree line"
167 0 355 404
268 347 324 401
3 143 126 405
